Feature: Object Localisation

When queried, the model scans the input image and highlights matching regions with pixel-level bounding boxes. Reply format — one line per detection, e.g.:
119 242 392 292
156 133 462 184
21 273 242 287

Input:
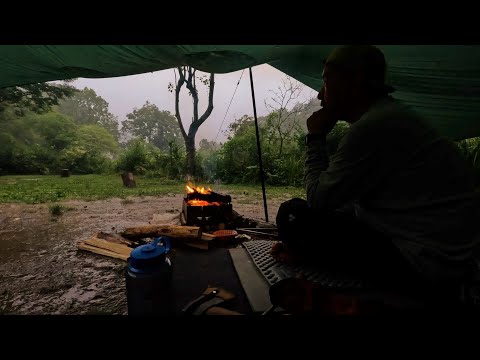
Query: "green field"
0 175 306 204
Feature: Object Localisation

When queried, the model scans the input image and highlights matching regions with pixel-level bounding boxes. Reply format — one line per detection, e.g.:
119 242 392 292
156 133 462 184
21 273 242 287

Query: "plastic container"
125 236 173 316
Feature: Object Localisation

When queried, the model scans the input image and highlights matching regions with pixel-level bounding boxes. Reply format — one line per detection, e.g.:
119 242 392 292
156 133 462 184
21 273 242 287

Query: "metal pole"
248 67 269 222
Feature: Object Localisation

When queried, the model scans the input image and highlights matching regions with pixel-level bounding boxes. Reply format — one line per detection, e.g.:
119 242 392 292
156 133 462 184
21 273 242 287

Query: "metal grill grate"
243 240 369 290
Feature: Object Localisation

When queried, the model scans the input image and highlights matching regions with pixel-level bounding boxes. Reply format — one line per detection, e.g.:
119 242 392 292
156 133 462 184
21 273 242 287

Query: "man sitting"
272 45 480 304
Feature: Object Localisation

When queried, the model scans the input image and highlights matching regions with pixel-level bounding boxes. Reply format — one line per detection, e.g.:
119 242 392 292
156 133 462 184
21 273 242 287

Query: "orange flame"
186 183 212 195
187 200 221 206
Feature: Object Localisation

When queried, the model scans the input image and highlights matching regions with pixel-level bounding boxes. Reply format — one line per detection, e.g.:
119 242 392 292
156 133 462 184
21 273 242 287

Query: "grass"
48 204 65 216
0 175 306 204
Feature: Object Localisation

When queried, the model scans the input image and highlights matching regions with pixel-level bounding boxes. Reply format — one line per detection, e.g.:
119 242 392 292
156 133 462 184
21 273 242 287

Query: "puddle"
0 195 282 314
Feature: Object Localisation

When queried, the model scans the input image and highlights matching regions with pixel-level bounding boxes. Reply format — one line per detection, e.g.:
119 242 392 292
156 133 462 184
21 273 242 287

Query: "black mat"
244 240 370 290
170 246 252 314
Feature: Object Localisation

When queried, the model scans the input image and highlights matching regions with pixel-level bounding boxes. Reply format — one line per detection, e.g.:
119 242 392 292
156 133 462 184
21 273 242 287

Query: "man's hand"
306 108 338 136
307 87 338 136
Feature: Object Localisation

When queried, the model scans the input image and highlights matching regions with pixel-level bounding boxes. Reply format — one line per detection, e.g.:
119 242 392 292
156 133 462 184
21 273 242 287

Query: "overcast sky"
72 64 317 144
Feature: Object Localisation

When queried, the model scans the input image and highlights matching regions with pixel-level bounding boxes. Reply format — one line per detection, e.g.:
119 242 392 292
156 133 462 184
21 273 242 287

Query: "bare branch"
174 66 187 140
184 66 199 123
191 73 215 136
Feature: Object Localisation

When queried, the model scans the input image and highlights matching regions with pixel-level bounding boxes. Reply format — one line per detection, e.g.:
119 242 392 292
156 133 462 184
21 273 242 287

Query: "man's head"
319 45 394 123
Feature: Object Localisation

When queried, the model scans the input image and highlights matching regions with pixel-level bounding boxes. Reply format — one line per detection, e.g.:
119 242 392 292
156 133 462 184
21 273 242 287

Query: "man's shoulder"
363 96 418 122
352 96 426 135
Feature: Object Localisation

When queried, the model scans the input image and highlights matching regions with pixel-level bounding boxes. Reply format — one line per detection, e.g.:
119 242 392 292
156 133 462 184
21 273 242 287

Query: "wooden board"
96 231 133 245
77 241 129 261
83 237 132 258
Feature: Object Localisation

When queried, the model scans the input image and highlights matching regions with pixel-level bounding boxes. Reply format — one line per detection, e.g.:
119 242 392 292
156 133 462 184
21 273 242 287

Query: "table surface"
170 245 253 314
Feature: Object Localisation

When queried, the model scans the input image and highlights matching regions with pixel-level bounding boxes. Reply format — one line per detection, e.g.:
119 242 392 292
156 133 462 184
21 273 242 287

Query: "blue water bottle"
125 236 174 316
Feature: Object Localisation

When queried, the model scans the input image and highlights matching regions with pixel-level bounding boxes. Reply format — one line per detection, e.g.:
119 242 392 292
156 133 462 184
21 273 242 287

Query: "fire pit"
180 184 233 231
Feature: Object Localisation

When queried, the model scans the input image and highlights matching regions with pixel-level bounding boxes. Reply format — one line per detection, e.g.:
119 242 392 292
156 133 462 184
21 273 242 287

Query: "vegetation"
57 87 120 140
1 75 480 205
121 101 182 151
48 203 71 216
0 175 305 204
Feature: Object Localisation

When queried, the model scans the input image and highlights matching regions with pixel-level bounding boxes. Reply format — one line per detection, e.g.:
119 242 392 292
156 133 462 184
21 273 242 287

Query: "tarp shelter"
0 45 480 141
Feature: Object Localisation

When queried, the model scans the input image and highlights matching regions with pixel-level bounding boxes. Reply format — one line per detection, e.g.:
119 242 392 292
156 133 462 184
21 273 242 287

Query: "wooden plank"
77 242 129 261
96 231 134 246
83 237 132 257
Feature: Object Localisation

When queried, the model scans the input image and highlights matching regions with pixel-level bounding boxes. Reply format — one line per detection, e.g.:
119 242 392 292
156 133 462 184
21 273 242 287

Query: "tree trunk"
186 136 196 178
121 171 136 188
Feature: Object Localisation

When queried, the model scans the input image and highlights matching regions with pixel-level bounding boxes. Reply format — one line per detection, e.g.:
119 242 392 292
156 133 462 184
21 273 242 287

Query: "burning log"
186 189 231 204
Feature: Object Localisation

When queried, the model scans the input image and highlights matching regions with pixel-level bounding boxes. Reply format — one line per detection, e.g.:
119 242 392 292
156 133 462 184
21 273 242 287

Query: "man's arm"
304 123 387 210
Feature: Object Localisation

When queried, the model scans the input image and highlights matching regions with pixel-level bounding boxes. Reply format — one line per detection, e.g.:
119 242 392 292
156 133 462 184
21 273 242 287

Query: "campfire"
185 185 221 207
181 183 233 231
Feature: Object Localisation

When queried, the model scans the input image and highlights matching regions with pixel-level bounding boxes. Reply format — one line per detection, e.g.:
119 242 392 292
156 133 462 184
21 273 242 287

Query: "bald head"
319 45 394 123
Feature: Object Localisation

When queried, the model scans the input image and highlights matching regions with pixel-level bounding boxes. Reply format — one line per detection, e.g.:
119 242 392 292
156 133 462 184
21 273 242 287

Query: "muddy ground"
0 193 285 315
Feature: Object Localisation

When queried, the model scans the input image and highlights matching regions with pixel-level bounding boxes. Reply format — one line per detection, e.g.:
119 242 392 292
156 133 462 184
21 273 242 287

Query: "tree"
199 138 219 152
168 67 215 177
0 82 76 115
0 106 118 175
59 124 118 174
197 139 220 181
226 115 255 139
57 87 120 140
264 76 308 157
121 101 183 151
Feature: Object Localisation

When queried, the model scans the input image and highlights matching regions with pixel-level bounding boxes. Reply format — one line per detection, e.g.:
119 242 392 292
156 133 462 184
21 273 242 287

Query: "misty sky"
72 64 317 145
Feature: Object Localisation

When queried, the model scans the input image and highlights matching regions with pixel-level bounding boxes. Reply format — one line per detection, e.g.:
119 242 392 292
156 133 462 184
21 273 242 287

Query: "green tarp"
0 45 479 140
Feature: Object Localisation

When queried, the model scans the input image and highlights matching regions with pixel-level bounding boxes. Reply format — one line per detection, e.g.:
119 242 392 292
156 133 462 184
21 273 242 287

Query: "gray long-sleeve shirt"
305 96 480 283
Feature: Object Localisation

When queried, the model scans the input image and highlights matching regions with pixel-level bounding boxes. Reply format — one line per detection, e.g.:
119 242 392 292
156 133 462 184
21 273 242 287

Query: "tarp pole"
248 67 269 222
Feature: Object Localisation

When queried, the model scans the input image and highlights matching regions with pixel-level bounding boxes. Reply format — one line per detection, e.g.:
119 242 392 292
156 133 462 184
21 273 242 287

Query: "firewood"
77 241 129 261
122 224 202 241
83 237 133 257
96 232 134 246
